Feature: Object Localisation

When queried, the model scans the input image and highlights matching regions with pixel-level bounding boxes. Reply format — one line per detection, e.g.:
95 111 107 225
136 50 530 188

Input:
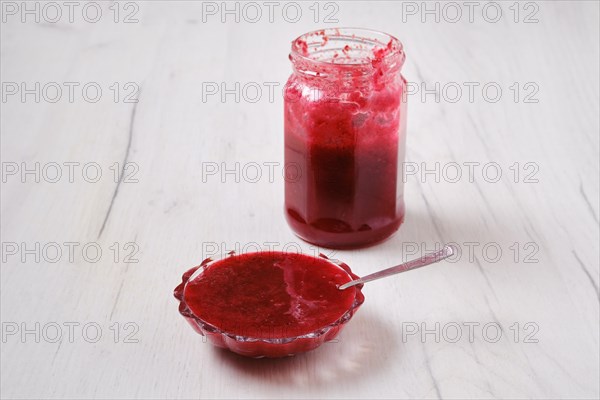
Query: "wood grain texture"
1 1 598 399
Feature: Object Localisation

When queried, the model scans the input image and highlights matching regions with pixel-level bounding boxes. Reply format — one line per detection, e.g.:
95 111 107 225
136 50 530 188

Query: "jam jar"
284 28 408 248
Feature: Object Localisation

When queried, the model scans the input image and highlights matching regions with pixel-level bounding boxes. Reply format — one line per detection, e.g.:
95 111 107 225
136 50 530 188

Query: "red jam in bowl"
174 251 364 358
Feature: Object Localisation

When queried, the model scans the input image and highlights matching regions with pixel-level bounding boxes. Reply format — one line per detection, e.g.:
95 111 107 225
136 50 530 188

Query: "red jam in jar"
175 251 364 357
284 28 407 249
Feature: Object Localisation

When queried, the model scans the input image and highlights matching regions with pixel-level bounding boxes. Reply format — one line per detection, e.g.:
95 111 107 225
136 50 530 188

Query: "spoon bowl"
174 252 364 358
174 245 454 358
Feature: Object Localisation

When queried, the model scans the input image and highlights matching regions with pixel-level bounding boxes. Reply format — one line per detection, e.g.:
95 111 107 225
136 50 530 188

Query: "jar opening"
290 28 405 74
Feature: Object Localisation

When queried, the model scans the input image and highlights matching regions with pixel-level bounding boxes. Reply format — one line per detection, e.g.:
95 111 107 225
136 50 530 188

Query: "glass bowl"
173 251 365 358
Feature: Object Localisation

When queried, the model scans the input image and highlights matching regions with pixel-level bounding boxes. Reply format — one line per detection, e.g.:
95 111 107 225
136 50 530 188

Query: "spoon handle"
338 244 456 290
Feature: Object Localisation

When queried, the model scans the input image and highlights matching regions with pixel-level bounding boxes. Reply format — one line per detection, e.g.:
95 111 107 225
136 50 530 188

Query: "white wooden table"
1 1 599 399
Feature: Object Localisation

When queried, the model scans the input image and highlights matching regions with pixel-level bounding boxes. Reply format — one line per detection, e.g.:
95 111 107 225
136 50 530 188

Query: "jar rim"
290 27 404 69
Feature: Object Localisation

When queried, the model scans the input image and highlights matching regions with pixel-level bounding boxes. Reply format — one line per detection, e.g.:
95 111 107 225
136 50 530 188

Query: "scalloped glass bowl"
173 252 365 358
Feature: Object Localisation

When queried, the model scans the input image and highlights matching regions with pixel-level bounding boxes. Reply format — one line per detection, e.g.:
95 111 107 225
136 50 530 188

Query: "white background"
1 1 599 399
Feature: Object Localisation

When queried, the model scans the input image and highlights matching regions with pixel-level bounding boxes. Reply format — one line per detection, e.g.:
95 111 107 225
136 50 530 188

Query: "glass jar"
284 28 407 249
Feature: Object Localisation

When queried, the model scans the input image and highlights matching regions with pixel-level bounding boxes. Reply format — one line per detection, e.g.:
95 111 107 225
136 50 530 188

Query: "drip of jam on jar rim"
293 30 398 65
183 252 358 339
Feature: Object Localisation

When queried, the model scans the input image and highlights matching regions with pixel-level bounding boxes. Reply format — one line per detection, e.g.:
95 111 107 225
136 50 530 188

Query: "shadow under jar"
284 28 408 249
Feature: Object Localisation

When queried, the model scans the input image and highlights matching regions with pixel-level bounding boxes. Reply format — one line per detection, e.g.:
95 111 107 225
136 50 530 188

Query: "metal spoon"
338 244 456 290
